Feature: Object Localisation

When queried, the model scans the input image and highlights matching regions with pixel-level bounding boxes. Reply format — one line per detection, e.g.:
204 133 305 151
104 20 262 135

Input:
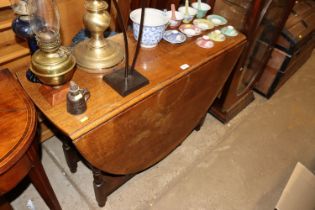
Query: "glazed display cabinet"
255 0 315 98
209 0 295 123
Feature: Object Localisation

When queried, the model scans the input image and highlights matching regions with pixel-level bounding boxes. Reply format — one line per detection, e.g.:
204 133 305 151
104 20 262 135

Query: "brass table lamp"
73 0 124 73
29 0 76 87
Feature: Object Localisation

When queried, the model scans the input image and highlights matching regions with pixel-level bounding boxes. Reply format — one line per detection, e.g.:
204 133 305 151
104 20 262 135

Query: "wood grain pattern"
0 30 29 65
18 32 246 139
0 69 61 210
0 9 13 31
57 0 85 46
0 69 36 173
0 0 10 8
0 55 30 74
76 42 245 174
18 31 246 174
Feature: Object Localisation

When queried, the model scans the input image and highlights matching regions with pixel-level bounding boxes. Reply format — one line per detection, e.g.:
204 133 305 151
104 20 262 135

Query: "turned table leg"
92 168 107 207
27 144 62 210
60 137 80 173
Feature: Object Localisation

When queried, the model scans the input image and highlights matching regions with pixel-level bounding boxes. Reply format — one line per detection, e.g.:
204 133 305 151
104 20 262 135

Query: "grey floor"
10 50 315 210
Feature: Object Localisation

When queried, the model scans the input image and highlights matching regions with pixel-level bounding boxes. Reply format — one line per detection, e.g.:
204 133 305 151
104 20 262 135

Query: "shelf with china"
0 0 30 73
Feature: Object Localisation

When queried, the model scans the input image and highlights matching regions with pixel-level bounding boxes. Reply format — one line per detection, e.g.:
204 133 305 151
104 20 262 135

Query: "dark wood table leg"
195 114 207 131
92 168 107 207
27 144 62 210
0 196 13 210
59 136 80 173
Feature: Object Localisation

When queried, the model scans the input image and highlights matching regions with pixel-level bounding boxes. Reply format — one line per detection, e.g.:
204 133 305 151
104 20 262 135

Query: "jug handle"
81 88 90 101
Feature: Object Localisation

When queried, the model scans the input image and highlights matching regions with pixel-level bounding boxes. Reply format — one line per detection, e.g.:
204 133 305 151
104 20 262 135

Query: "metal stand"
103 68 149 96
103 0 149 97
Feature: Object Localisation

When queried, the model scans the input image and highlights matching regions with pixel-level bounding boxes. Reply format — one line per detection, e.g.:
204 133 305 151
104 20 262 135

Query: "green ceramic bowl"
192 2 211 18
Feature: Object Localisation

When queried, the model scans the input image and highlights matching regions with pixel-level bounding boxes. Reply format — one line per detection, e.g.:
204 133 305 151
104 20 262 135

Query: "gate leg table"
17 33 246 207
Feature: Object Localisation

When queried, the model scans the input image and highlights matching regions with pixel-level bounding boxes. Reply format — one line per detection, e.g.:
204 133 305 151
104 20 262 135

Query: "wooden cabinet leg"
92 168 107 207
27 145 62 210
195 114 207 131
61 139 79 173
0 196 13 210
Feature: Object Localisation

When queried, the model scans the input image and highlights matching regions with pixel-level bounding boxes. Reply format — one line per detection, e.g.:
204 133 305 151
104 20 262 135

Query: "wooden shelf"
0 19 11 30
0 41 29 64
0 0 10 8
0 7 14 31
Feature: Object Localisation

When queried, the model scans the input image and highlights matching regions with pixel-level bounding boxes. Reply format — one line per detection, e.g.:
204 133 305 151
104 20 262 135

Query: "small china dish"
196 35 214 49
166 10 184 28
163 30 187 44
208 29 226 42
193 19 214 31
178 6 197 23
207 14 228 26
179 24 202 37
191 2 211 18
221 25 239 37
130 8 169 48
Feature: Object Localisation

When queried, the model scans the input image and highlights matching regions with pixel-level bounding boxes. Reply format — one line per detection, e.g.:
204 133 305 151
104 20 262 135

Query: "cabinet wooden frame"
209 0 296 123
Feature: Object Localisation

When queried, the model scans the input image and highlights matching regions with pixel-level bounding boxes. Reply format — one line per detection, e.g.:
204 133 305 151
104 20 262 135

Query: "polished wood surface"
0 0 10 8
210 0 296 123
18 31 246 174
77 44 244 174
0 69 61 210
209 0 265 123
0 69 36 173
57 0 85 46
18 33 246 140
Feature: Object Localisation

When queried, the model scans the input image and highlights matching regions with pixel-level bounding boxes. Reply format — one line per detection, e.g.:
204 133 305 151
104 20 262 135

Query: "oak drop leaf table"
17 33 246 207
0 69 61 210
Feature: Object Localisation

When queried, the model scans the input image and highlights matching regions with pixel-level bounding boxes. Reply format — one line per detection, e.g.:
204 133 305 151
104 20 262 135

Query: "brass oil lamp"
73 0 124 73
29 0 76 87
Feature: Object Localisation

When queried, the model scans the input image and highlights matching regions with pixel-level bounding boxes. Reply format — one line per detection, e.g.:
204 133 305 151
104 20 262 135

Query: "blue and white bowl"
130 8 169 48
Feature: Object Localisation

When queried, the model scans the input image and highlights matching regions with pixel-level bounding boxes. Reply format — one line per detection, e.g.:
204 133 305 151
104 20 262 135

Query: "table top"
0 69 36 174
17 32 246 140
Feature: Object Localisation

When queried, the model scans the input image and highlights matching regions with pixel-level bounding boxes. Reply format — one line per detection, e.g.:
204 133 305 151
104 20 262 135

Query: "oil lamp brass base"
73 39 124 74
103 67 149 97
30 46 76 87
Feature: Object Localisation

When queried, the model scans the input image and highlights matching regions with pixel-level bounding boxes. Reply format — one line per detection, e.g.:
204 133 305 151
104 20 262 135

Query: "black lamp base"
103 68 149 97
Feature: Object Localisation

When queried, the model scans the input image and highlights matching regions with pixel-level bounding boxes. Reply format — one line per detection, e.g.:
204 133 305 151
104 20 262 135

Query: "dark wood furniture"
209 0 295 123
255 0 315 97
17 31 246 207
0 69 61 210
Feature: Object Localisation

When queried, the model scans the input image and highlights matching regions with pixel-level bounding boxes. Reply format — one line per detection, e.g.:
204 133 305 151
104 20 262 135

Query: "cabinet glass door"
237 0 294 94
212 0 253 31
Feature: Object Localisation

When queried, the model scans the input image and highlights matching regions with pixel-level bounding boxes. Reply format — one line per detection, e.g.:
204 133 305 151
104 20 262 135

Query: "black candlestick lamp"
103 0 149 97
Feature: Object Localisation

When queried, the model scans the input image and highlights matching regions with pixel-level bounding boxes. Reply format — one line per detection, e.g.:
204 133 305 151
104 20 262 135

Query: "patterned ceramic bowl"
191 2 211 18
207 14 228 26
130 8 169 48
163 30 187 44
166 11 184 28
178 6 197 23
193 19 214 31
179 24 202 37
